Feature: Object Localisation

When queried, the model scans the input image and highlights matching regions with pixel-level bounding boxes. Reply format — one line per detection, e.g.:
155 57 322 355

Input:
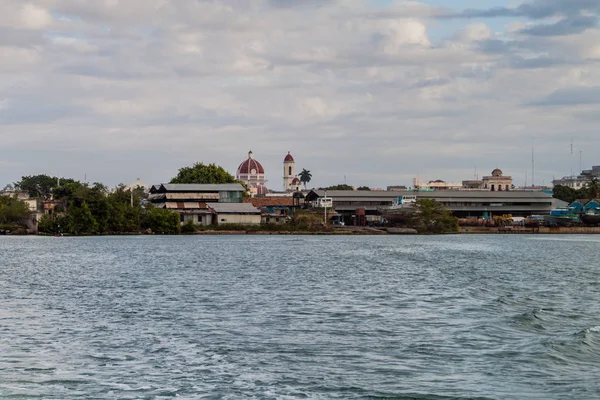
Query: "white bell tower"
283 152 295 191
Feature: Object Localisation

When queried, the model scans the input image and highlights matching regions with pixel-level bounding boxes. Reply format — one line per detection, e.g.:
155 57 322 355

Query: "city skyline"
1 0 599 188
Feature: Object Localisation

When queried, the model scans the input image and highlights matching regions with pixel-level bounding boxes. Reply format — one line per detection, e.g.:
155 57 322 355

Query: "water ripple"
1 235 600 399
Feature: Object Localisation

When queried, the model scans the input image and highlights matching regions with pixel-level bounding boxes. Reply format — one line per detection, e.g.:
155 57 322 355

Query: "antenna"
580 150 583 173
531 137 535 188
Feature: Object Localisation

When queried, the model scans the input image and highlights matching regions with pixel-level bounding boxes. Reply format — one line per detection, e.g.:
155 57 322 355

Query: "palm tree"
299 169 312 190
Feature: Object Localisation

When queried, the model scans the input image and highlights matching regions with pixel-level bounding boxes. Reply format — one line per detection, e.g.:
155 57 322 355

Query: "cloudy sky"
2 0 599 190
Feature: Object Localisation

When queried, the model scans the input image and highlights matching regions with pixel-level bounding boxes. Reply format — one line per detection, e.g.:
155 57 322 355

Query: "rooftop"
151 183 245 193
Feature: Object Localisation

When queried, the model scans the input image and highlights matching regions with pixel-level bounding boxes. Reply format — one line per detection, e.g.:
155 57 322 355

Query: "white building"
283 152 301 191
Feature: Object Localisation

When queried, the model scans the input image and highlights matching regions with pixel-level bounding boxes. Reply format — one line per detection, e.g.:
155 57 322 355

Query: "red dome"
291 177 301 184
237 151 265 175
256 185 269 195
284 152 294 162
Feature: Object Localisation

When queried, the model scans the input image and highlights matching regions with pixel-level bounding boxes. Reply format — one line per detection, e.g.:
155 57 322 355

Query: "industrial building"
305 189 564 225
148 183 260 225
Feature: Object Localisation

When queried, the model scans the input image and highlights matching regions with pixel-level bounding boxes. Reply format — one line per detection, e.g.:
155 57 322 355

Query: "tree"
582 178 600 199
0 196 30 225
326 184 354 191
170 162 237 184
298 169 312 190
142 206 180 234
552 185 579 203
409 199 458 234
357 186 371 191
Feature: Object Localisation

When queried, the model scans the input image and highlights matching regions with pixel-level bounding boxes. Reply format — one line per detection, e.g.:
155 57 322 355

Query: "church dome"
256 185 269 196
237 151 265 175
284 152 294 162
491 168 503 177
291 177 301 184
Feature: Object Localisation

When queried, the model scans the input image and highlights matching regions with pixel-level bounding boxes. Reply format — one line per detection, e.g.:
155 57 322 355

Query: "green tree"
16 175 77 199
409 199 458 234
582 178 600 199
326 184 354 191
170 162 237 184
142 206 180 234
552 185 580 204
298 169 312 190
68 201 99 235
357 186 371 191
0 196 30 225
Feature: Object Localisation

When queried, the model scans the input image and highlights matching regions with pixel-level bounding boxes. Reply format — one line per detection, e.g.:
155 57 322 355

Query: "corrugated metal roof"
164 201 208 209
157 183 244 192
165 193 219 200
308 190 554 200
209 203 261 214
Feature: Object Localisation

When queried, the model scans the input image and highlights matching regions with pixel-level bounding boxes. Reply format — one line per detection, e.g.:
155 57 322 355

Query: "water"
1 235 600 399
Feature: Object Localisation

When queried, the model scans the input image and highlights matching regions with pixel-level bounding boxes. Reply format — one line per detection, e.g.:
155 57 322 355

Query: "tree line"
552 178 599 204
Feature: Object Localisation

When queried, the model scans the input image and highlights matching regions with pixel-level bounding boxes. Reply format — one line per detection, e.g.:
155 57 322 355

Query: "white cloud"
0 0 599 188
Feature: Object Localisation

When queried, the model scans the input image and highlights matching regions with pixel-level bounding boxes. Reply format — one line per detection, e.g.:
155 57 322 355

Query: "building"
461 168 513 191
208 203 261 225
553 165 600 189
148 183 245 225
283 152 301 191
413 178 462 191
305 189 560 224
236 151 268 197
243 196 301 224
570 199 600 214
121 178 149 193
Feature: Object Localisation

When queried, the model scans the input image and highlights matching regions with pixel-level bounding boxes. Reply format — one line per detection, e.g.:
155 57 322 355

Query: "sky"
1 0 600 190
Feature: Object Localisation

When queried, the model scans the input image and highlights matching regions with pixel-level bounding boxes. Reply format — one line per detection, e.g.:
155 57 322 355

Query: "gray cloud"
456 0 600 19
0 0 599 188
520 15 598 36
529 86 600 106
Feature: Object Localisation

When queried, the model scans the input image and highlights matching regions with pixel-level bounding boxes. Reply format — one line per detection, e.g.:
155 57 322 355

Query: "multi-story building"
305 189 563 225
553 165 600 189
148 183 260 225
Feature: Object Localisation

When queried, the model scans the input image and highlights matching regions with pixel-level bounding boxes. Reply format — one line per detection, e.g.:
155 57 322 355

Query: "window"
289 166 292 175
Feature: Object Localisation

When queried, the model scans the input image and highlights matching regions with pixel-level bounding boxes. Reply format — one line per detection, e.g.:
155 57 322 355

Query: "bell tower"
283 152 295 191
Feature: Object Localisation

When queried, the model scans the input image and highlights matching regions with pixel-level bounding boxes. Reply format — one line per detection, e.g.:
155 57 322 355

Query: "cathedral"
236 151 301 197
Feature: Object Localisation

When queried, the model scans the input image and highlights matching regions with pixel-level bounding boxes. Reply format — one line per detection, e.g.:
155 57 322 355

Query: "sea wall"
460 226 600 234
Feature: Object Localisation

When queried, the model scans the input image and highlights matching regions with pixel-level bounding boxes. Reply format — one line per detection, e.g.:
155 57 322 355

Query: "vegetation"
35 178 180 235
409 199 459 234
325 184 354 191
0 196 30 226
357 186 371 191
170 162 237 184
553 178 600 204
15 175 77 200
299 169 312 190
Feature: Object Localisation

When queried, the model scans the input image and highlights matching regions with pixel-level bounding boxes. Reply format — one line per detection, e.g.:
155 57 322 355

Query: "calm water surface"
1 235 600 399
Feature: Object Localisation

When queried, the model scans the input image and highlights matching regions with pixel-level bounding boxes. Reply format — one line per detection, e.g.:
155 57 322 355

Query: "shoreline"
12 226 600 236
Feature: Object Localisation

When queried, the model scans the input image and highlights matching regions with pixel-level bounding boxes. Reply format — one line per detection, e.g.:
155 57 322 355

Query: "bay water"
1 235 600 399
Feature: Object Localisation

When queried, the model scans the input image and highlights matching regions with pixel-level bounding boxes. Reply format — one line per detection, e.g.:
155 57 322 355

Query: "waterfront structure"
208 203 261 225
570 199 600 214
305 189 561 225
148 183 245 225
553 165 600 189
236 151 268 197
243 196 300 224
